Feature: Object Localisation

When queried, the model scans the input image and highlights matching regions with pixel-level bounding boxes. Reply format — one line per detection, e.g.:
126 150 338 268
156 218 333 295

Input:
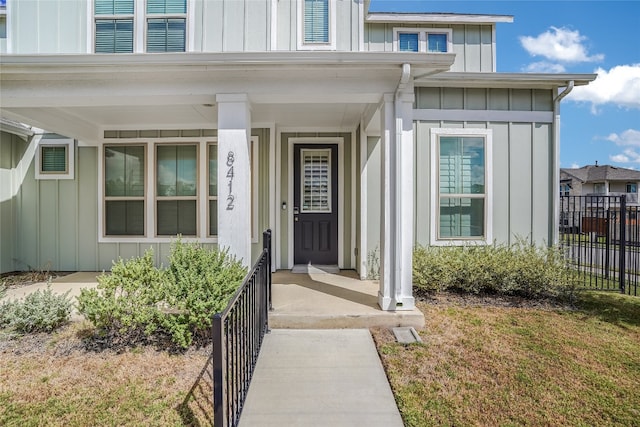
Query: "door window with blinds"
431 129 492 245
300 149 331 213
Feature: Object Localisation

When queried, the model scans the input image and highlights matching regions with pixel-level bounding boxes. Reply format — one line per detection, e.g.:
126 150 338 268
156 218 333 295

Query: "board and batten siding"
0 129 271 273
363 86 555 267
0 132 24 273
364 23 496 72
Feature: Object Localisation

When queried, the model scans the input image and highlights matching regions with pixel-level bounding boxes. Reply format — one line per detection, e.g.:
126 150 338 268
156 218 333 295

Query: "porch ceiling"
0 52 455 142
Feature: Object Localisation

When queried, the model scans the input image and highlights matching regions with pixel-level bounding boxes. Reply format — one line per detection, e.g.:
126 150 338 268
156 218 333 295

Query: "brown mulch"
415 290 577 311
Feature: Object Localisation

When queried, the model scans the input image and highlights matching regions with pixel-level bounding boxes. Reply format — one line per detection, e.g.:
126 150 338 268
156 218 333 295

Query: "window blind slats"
147 0 187 14
428 33 448 53
147 18 186 52
41 146 67 173
96 19 134 53
399 33 419 52
304 0 329 43
95 0 134 15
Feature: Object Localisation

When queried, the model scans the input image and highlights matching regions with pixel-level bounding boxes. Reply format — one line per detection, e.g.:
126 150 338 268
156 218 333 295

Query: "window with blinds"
41 146 67 173
156 144 197 236
104 145 146 236
301 149 331 213
399 33 419 52
147 0 186 52
437 135 487 239
95 0 134 53
303 0 329 44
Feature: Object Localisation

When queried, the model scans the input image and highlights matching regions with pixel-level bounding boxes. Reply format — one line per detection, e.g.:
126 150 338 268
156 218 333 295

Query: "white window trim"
430 128 493 246
393 27 452 53
89 0 192 53
98 136 259 243
35 138 75 180
297 0 337 51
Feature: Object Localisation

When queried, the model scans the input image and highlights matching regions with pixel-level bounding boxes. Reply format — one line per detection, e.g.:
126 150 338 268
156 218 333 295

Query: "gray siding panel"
77 147 98 271
532 123 552 243
223 0 246 51
58 179 78 270
509 123 533 241
490 123 511 243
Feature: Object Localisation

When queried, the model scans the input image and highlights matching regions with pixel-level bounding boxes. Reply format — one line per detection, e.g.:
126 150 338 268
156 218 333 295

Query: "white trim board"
414 109 554 124
287 137 344 269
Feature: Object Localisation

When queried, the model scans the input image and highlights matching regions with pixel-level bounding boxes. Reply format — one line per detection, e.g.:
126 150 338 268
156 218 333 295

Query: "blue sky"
371 0 640 169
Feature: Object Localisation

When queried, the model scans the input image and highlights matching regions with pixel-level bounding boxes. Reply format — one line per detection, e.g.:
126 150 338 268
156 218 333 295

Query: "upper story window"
95 0 134 53
298 0 336 50
0 0 7 41
394 28 452 53
430 128 493 245
94 0 187 53
626 183 637 193
146 0 186 52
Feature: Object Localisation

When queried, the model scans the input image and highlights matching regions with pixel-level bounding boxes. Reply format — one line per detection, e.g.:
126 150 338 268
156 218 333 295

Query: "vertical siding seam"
507 122 511 244
531 123 534 244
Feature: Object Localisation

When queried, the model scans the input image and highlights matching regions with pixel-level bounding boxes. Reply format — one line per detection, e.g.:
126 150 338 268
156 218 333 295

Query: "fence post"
264 229 272 311
213 314 226 427
619 195 626 294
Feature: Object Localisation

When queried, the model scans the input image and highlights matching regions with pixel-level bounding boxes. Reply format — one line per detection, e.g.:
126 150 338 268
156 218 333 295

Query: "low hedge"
413 241 579 301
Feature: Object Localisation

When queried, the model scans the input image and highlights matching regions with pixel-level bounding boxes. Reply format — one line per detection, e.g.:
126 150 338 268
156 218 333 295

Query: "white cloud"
570 65 640 110
519 27 604 63
606 129 640 146
570 162 580 169
610 153 631 163
522 61 566 73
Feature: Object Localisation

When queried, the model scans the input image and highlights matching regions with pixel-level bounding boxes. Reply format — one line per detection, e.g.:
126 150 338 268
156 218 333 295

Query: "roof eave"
0 51 456 74
415 72 597 89
366 12 514 24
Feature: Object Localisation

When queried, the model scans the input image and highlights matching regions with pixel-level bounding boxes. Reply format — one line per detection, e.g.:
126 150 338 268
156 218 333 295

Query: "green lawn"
373 291 640 427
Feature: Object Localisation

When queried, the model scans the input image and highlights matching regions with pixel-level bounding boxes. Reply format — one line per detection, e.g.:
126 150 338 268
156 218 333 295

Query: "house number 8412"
226 151 235 210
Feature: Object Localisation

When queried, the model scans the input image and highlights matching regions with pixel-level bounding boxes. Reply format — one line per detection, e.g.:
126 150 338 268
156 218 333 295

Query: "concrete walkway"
239 329 404 427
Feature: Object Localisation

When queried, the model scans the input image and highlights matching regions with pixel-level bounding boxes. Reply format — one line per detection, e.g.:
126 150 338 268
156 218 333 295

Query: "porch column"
216 94 252 267
378 93 396 310
394 86 416 310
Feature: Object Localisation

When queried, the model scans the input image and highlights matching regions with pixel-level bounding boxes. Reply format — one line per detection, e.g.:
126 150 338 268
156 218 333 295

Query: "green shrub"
0 284 72 333
413 241 579 301
77 240 246 348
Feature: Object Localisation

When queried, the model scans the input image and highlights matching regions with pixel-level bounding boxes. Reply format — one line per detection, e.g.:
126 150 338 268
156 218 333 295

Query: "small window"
626 183 637 193
394 28 452 53
431 129 492 245
593 183 606 194
398 33 419 52
427 33 448 53
36 138 75 180
298 0 335 50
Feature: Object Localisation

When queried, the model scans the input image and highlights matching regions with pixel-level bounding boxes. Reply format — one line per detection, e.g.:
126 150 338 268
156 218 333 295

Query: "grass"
0 322 213 426
373 291 640 427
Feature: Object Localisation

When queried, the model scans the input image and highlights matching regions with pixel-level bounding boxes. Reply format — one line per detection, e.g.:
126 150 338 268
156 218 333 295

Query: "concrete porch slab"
270 270 425 329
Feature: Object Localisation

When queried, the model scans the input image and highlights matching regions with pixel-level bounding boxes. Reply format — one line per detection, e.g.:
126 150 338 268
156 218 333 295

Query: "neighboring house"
0 0 595 311
560 164 640 204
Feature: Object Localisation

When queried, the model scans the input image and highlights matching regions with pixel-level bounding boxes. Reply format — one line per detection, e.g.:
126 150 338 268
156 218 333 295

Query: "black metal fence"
560 195 638 296
213 229 272 427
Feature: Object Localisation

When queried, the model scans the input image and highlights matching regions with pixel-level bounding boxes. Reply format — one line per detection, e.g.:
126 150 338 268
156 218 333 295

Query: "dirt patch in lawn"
1 270 73 291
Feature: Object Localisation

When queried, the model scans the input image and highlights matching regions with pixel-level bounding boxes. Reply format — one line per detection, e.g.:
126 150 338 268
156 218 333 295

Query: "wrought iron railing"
213 229 272 427
560 196 638 296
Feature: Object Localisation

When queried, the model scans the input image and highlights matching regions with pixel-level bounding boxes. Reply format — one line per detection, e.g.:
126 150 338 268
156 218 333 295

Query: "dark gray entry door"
293 144 338 265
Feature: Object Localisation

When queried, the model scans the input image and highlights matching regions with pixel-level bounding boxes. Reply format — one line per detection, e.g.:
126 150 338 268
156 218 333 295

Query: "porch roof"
415 72 597 89
0 51 455 143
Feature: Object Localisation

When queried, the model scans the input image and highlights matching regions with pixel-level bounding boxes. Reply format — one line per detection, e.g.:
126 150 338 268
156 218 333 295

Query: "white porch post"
216 93 252 267
394 85 416 310
378 93 396 310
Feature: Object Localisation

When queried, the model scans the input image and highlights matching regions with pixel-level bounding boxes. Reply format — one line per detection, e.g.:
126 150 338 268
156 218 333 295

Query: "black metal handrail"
213 229 272 427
